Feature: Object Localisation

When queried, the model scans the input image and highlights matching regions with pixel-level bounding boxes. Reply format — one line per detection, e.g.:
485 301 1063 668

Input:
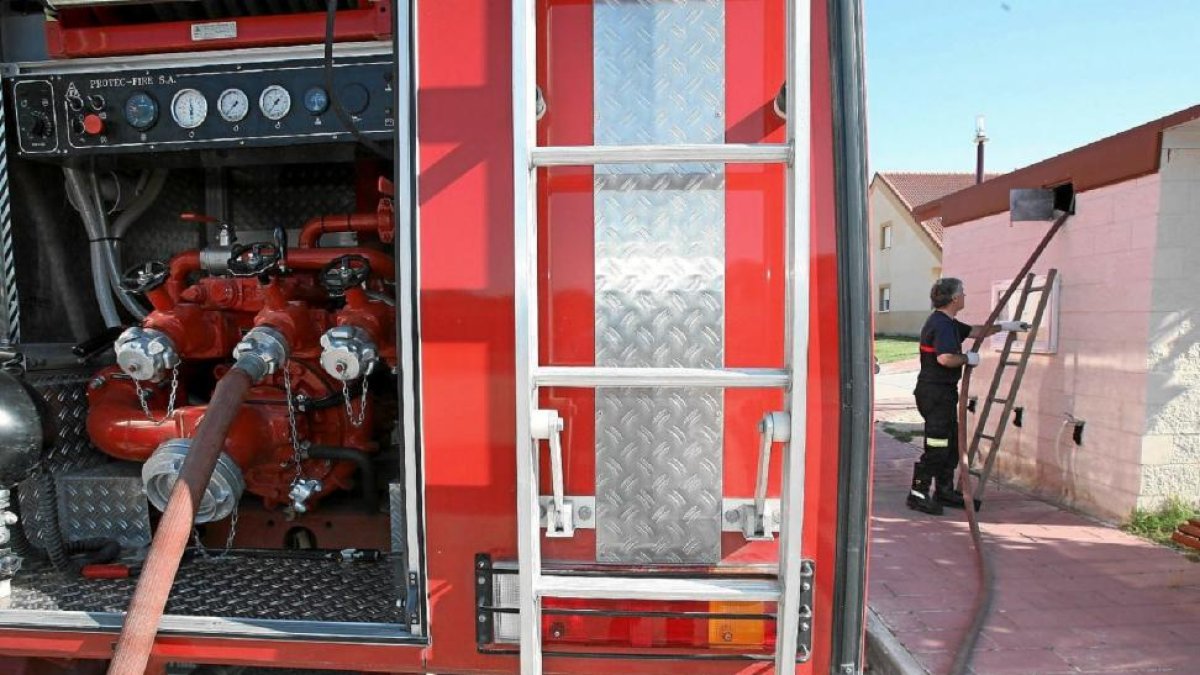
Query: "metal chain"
191 508 239 560
134 366 179 424
342 377 369 428
283 366 305 484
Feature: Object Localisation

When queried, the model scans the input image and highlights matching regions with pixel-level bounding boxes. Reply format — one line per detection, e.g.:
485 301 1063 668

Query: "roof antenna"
974 115 988 184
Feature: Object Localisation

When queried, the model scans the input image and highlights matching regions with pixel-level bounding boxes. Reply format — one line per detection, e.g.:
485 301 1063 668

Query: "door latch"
742 411 790 541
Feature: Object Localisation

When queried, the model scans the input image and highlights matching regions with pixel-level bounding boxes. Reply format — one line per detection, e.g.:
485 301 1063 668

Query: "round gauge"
303 86 329 115
216 88 249 123
169 88 208 129
258 85 292 121
123 92 158 131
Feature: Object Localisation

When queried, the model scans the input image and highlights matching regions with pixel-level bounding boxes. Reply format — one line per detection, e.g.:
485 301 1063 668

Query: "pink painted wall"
942 174 1161 521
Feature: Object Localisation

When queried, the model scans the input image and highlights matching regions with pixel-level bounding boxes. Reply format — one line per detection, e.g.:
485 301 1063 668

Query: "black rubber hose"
306 445 378 513
6 484 37 560
33 470 70 572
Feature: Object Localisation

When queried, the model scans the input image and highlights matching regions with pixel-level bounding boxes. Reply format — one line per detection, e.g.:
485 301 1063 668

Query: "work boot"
906 464 943 515
936 470 981 511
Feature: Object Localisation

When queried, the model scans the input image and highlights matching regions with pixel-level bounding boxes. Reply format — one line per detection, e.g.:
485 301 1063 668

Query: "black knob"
338 83 370 116
320 254 371 295
87 94 105 112
28 112 52 139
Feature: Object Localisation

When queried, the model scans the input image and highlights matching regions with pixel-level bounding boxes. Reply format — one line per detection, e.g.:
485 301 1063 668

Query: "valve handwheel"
119 260 169 294
320 254 372 296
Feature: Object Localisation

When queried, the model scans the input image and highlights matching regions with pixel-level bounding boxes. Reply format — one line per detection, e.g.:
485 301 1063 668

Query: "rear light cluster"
481 561 778 658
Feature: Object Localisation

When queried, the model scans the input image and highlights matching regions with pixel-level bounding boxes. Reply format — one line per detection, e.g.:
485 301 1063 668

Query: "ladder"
512 1 811 673
967 269 1059 501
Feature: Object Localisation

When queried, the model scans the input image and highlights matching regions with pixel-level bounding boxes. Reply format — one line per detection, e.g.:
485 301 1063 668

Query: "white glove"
965 352 981 367
998 320 1031 332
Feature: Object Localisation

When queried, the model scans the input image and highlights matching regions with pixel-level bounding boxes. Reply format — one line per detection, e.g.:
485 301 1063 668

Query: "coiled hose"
32 469 70 572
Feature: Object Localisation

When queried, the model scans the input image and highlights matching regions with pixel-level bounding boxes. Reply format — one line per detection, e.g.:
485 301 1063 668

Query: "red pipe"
298 199 395 248
108 368 254 675
167 248 394 297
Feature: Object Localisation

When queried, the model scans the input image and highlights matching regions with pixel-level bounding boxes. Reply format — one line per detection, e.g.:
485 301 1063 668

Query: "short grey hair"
930 278 964 309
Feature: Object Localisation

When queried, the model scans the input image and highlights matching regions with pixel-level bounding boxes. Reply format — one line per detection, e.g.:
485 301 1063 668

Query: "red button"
82 113 104 135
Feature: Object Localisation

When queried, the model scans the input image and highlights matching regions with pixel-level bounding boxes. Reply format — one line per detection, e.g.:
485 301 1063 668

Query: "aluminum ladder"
967 269 1059 501
511 1 812 672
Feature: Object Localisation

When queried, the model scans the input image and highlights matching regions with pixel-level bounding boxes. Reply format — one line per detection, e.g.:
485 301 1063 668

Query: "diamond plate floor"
9 553 405 624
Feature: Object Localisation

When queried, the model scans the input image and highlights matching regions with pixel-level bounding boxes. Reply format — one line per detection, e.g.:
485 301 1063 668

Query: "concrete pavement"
867 363 1200 674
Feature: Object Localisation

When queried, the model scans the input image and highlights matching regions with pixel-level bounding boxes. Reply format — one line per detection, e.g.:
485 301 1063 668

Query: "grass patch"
875 334 920 364
1123 497 1199 548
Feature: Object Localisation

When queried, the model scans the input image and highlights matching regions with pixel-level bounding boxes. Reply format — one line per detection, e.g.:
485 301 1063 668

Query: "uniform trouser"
913 381 959 492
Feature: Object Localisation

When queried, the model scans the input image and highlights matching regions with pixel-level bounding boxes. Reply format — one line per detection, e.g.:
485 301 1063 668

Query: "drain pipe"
107 327 288 675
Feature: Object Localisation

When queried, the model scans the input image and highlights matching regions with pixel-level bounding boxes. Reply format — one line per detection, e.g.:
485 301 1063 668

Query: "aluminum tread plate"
593 0 725 564
56 463 152 548
9 554 405 623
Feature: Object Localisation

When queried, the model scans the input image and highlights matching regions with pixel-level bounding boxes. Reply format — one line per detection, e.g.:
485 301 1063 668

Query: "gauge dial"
170 88 208 129
258 85 292 121
217 88 249 123
124 92 158 131
303 86 329 115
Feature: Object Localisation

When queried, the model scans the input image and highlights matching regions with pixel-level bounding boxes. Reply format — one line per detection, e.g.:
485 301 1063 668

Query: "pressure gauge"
258 85 292 121
217 88 249 123
303 86 329 115
170 89 208 129
124 92 158 131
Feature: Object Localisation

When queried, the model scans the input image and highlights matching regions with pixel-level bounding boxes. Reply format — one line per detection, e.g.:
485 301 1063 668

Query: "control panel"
8 52 394 156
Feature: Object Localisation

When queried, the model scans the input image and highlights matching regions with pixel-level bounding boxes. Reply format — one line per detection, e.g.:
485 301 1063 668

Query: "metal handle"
743 411 790 541
531 409 572 538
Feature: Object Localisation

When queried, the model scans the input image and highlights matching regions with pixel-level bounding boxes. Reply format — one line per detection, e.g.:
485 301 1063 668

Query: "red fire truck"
0 0 872 672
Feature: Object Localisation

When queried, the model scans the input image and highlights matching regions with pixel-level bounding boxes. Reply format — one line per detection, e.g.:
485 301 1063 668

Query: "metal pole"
512 0 542 671
777 0 812 670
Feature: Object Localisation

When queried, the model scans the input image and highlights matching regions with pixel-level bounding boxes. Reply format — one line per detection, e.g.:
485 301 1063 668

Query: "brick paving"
870 430 1200 674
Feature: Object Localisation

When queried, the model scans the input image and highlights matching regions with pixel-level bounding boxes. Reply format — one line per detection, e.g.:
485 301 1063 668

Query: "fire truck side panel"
418 0 843 672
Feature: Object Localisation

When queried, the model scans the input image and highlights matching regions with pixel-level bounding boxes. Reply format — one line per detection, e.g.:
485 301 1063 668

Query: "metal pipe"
107 365 255 675
297 212 387 248
63 168 121 329
111 169 169 240
531 143 790 167
89 171 149 321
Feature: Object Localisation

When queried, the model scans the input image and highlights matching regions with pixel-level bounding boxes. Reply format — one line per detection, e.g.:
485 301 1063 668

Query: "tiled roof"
878 172 999 246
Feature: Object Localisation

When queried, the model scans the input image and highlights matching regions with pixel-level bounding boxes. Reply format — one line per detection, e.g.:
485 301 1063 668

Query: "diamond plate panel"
18 371 106 552
56 463 151 549
12 553 404 623
594 0 725 564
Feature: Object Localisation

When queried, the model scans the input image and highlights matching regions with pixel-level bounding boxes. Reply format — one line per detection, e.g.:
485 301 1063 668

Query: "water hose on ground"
107 364 256 675
949 212 1069 675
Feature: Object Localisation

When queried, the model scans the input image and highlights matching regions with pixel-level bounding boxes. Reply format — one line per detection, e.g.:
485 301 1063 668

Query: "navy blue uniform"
911 311 972 506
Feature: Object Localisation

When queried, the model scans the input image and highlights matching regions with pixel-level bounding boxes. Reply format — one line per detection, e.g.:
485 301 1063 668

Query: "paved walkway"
869 367 1200 674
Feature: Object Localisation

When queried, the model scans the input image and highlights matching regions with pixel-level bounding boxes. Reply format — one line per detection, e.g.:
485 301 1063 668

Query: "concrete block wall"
943 176 1160 522
1142 124 1200 511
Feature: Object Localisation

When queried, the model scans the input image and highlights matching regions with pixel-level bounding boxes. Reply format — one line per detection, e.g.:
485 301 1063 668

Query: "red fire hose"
950 212 1069 675
107 367 255 675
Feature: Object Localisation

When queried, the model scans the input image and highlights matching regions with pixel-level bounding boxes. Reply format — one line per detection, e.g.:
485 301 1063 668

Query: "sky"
865 1 1200 174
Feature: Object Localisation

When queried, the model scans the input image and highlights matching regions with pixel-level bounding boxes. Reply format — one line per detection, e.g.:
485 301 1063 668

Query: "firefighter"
909 278 1029 515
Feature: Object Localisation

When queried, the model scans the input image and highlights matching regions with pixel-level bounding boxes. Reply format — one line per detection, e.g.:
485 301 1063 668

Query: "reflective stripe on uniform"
926 437 949 448
919 344 937 353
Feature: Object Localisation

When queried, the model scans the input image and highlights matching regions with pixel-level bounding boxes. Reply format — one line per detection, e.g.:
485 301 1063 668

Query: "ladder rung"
991 397 1007 404
535 366 789 388
980 434 995 441
537 575 781 603
531 143 791 167
968 468 982 477
1029 285 1046 292
1004 361 1021 367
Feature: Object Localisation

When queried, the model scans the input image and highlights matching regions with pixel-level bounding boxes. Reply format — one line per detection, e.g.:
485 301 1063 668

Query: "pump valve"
114 327 180 382
319 326 378 381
